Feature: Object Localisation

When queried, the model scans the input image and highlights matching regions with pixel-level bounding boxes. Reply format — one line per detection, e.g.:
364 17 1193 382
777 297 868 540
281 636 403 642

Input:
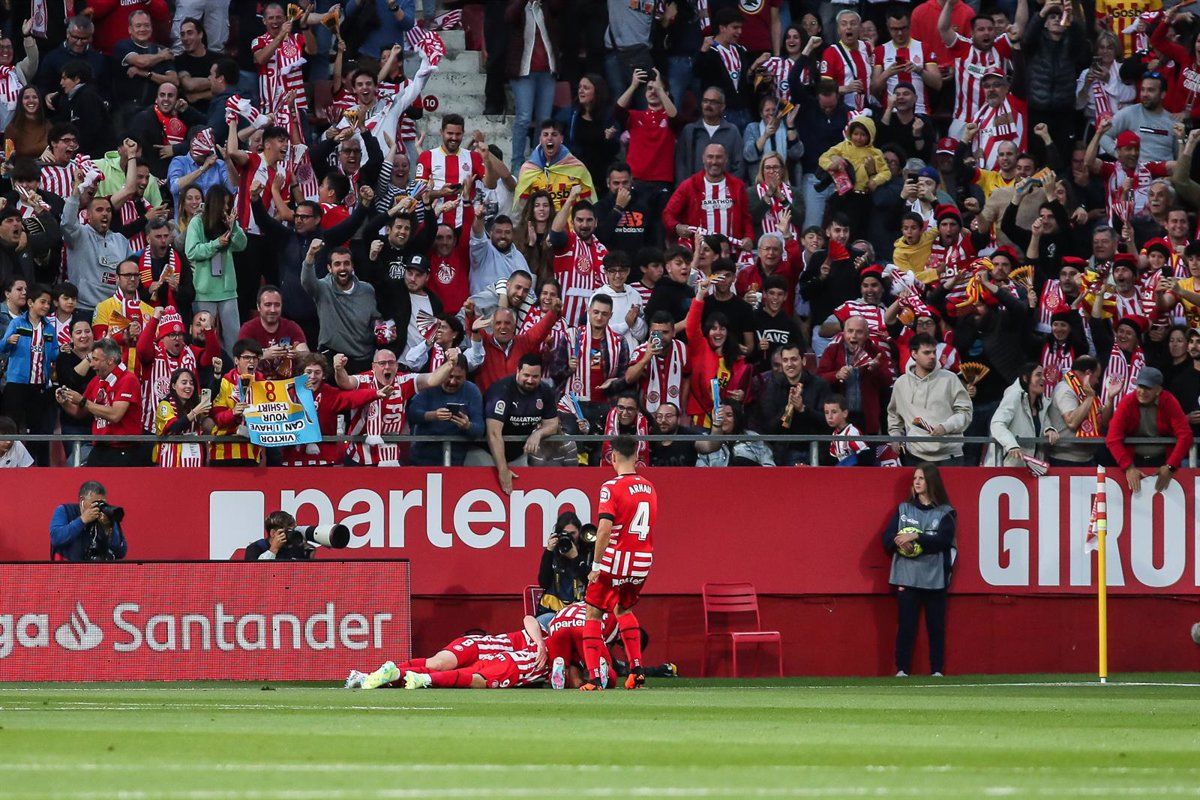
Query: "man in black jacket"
756 342 831 464
48 60 111 158
999 176 1073 281
644 247 693 333
361 208 438 319
129 82 205 179
0 209 35 288
595 162 657 254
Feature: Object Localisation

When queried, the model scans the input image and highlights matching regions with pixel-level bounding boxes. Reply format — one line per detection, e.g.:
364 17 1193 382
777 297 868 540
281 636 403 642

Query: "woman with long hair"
882 463 957 677
153 367 214 467
3 86 49 158
185 184 246 354
749 152 794 237
744 97 802 205
566 73 619 192
516 190 556 284
989 363 1060 466
173 184 205 252
684 274 754 428
696 400 776 466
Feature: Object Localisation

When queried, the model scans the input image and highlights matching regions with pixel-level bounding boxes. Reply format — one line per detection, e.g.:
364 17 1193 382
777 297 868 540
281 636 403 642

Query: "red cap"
991 245 1021 265
859 264 884 280
1115 130 1141 149
1143 237 1173 256
981 69 1008 82
1116 315 1149 337
1113 252 1139 271
935 203 961 223
935 137 957 155
1061 256 1088 270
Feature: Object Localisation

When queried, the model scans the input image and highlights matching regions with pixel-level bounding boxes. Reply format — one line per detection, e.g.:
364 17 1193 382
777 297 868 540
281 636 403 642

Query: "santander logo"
53 603 104 651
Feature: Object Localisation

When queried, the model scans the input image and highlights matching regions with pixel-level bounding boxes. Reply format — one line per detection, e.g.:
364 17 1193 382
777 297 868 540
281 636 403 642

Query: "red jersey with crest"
474 648 549 688
545 602 617 667
597 472 658 578
345 371 421 466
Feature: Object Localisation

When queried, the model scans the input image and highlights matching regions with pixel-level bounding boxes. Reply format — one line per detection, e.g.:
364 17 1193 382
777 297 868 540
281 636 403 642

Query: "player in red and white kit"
581 435 658 690
354 614 546 689
545 601 618 689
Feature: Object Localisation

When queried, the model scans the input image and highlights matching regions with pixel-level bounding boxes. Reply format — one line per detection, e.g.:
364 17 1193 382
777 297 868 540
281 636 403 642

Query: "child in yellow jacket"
892 212 937 273
817 115 892 192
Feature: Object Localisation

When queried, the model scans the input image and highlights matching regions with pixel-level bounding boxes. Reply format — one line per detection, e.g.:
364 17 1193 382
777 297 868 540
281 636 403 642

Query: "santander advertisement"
0 563 411 681
2 468 1199 595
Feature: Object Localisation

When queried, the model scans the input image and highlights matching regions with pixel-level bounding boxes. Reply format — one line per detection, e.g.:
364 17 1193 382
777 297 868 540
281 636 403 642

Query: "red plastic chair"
523 585 544 617
702 582 783 677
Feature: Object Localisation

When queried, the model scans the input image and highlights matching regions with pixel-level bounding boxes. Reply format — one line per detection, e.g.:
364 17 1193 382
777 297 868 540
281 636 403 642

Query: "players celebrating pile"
350 435 657 691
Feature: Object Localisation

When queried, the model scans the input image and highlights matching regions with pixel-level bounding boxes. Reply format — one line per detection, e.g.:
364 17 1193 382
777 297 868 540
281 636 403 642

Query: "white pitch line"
0 703 450 712
5 787 1200 800
3 763 1200 777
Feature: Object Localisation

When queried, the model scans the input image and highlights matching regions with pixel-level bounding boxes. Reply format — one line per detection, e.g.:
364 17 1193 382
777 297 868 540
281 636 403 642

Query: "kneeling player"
581 435 658 691
350 615 545 689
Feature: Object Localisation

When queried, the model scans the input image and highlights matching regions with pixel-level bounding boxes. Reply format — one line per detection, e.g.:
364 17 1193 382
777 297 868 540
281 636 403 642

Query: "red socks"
582 618 605 682
394 657 427 673
429 668 477 688
618 613 643 670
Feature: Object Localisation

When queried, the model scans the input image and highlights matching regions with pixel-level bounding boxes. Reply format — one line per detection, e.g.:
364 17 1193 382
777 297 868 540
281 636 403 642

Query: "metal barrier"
1 433 1194 468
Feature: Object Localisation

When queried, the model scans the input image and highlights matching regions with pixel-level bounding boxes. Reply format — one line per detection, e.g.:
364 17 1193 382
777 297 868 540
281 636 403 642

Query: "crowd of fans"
1 0 1199 479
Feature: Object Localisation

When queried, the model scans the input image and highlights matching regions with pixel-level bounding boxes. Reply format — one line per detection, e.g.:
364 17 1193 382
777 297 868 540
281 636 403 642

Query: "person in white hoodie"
887 333 973 465
591 250 647 351
988 364 1059 467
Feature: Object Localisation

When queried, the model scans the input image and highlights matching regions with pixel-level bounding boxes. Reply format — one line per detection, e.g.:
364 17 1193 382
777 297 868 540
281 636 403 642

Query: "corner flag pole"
1095 466 1109 684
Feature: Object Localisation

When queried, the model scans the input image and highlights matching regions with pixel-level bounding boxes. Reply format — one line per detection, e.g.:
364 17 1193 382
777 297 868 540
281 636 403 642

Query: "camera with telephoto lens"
282 524 351 551
553 532 576 554
95 501 124 523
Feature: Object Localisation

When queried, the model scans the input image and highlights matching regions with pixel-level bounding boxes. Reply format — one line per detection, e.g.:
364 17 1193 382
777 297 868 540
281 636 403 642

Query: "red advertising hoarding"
0 562 411 681
3 468 1199 596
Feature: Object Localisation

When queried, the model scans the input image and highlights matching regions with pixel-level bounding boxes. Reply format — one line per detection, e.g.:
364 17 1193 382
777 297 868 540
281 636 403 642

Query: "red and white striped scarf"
154 107 187 146
55 315 71 349
601 407 649 466
429 9 463 29
755 182 792 234
254 31 308 112
142 344 197 432
715 42 742 85
346 372 420 466
1040 338 1075 396
404 27 447 66
139 246 180 307
632 338 686 413
1100 343 1145 406
568 325 622 402
114 287 144 326
1092 80 1115 124
120 197 150 252
694 0 711 33
0 65 22 109
1035 279 1066 332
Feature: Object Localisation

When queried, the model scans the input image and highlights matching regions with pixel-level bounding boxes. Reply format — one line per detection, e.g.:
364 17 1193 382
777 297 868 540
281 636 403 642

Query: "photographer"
244 511 312 561
49 481 128 562
537 512 592 620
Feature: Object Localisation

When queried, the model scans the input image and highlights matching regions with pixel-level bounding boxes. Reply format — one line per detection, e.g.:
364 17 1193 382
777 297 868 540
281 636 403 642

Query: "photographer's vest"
889 502 956 591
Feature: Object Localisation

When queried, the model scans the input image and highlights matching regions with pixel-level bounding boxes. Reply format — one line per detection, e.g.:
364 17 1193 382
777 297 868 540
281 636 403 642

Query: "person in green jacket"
186 184 246 353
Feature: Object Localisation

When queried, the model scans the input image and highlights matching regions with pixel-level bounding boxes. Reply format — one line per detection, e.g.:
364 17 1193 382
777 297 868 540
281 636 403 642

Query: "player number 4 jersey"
597 474 657 578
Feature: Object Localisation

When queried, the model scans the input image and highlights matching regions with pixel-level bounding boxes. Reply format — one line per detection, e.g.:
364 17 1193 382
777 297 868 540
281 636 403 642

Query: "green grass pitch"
1 675 1198 799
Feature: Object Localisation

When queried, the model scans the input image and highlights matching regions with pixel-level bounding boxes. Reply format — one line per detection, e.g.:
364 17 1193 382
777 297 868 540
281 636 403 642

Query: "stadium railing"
0 433 1191 468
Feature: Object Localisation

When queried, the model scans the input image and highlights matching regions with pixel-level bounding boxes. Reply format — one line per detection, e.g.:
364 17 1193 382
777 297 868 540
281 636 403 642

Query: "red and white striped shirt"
38 162 74 199
820 40 873 113
832 300 888 338
946 33 1012 124
552 232 607 326
697 178 739 238
252 32 308 112
345 371 421 466
874 40 936 114
1040 338 1076 395
976 95 1027 170
141 344 197 432
415 146 485 228
27 321 46 384
597 473 657 579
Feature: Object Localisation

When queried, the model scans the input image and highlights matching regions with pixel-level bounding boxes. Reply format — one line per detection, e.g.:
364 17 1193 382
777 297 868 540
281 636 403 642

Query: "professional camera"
282 524 351 551
95 501 124 523
553 532 576 555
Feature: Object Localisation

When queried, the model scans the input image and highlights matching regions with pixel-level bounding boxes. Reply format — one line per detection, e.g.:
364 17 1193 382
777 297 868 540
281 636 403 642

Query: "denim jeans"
667 55 695 110
511 71 556 169
801 172 834 230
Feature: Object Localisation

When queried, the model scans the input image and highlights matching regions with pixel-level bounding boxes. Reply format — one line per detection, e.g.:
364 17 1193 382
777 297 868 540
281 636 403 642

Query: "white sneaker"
344 669 367 689
550 657 566 690
361 661 400 690
932 672 944 677
895 670 908 678
404 670 433 690
598 657 610 689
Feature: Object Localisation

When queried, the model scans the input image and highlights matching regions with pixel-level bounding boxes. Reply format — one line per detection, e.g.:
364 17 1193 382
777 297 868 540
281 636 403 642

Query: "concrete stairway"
408 29 514 163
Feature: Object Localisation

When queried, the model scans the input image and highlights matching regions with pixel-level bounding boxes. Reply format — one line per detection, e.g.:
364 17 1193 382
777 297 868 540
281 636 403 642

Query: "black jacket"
594 189 657 256
52 84 111 157
130 105 207 178
645 278 693 328
360 216 439 321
